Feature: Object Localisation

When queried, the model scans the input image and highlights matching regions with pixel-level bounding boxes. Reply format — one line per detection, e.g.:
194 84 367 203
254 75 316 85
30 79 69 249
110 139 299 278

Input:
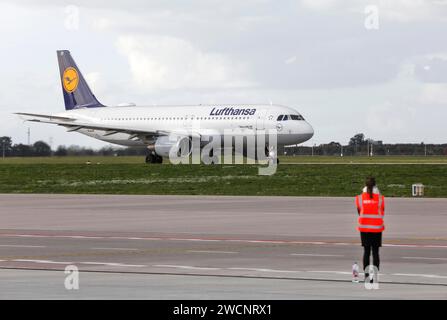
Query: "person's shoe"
364 273 369 283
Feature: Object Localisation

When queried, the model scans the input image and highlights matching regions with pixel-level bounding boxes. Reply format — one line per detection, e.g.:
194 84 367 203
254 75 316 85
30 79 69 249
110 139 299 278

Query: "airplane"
16 50 314 164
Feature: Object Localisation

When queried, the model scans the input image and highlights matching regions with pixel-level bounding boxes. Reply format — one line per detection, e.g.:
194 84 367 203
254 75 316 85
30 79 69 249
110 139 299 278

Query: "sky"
0 0 446 148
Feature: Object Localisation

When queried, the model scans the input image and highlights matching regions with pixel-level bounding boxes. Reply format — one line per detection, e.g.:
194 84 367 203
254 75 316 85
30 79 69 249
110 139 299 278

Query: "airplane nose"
301 122 314 141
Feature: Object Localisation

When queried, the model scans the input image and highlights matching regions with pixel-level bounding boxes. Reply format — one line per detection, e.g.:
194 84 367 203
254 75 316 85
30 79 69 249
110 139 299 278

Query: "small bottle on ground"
352 262 359 283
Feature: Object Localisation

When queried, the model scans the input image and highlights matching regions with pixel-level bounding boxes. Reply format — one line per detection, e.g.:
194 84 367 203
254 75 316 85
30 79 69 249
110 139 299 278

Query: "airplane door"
256 108 267 130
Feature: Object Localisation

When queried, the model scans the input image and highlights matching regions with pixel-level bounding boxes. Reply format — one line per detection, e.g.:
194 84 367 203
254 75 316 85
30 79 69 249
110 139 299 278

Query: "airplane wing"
15 112 77 121
15 112 168 139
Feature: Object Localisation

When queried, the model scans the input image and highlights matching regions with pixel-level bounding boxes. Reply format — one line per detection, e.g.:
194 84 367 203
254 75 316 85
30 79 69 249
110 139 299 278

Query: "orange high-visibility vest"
355 191 385 233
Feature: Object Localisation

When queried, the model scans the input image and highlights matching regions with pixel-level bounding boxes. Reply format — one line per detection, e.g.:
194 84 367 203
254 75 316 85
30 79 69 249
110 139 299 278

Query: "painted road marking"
402 257 447 261
229 267 300 273
11 259 145 268
2 260 447 281
187 250 238 254
13 259 73 264
308 270 352 275
392 273 447 279
290 253 344 257
81 262 146 267
91 247 139 251
153 264 221 271
1 233 447 249
0 245 46 248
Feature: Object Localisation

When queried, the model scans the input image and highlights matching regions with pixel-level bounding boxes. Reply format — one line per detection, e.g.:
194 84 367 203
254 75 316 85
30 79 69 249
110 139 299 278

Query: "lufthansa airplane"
16 50 314 164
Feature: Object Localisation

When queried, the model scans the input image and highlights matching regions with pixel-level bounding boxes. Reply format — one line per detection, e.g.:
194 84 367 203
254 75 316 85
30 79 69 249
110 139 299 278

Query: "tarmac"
0 194 446 299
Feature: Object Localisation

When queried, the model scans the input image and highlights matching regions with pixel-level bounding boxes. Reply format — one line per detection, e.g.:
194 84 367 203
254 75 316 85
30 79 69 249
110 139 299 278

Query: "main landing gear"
145 153 163 164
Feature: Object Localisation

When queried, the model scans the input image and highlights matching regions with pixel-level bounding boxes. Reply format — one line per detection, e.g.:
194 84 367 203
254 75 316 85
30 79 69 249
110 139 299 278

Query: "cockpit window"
290 114 305 121
277 114 305 121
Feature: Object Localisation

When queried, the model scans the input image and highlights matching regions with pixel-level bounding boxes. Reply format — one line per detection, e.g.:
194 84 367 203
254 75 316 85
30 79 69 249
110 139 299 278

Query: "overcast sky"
1 0 446 148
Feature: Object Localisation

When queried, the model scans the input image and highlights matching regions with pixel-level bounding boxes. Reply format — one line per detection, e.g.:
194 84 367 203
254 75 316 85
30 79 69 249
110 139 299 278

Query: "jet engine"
149 135 192 159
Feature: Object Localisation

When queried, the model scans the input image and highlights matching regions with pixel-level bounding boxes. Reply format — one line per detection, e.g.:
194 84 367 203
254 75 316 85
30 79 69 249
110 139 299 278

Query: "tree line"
283 133 447 156
1 134 447 157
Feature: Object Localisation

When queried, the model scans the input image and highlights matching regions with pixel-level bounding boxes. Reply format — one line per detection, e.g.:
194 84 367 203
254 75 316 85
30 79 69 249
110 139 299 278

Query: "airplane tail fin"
57 50 104 110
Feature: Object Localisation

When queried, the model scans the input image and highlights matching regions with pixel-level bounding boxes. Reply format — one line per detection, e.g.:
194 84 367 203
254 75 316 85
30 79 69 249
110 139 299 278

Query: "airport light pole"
367 139 369 157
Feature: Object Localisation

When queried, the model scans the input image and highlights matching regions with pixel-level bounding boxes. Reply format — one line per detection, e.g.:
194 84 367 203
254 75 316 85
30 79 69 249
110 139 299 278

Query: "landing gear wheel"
145 153 163 164
145 154 154 164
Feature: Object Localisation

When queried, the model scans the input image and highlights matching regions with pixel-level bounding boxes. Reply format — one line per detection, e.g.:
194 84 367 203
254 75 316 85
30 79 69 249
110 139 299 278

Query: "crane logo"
62 67 79 93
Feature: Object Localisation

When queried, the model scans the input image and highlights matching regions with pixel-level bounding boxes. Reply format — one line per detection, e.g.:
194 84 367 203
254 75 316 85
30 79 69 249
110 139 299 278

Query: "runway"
0 194 446 299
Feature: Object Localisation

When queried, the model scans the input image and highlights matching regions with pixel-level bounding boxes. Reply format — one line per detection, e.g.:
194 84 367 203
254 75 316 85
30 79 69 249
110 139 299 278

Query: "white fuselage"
55 104 314 147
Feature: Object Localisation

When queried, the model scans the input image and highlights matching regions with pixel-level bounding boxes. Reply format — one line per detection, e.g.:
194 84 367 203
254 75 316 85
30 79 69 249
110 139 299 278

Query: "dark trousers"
363 245 380 272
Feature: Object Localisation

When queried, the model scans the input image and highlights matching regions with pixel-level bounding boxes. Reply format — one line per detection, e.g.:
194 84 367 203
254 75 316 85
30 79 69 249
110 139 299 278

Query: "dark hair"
365 177 376 199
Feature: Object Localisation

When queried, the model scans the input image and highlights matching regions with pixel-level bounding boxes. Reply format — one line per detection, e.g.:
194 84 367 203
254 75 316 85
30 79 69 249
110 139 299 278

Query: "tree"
349 133 366 146
55 145 68 156
33 141 52 156
0 136 13 157
12 144 33 156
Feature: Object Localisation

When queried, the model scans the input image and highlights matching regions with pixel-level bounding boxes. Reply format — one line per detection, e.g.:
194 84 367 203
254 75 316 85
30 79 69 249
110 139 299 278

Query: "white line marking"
81 262 146 268
4 259 447 281
187 250 238 254
290 253 344 257
91 247 139 251
0 245 46 248
228 267 300 273
393 273 447 279
307 270 352 275
2 233 447 249
13 259 73 265
402 256 447 261
170 238 221 242
153 264 221 271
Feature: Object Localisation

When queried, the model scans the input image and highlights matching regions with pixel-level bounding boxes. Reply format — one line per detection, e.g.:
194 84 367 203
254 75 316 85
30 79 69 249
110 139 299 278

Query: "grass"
1 155 447 164
0 156 446 197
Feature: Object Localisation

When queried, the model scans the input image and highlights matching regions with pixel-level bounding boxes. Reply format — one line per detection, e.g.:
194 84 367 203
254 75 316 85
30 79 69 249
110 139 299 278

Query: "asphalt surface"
0 194 446 299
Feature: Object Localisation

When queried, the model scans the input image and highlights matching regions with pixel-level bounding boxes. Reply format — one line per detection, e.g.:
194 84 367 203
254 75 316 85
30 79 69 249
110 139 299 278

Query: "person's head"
365 176 376 198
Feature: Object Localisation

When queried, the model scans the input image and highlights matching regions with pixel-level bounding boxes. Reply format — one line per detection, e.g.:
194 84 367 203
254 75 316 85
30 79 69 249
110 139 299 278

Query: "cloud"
365 101 409 135
420 83 447 105
299 0 447 22
300 0 339 11
116 35 256 91
84 72 105 95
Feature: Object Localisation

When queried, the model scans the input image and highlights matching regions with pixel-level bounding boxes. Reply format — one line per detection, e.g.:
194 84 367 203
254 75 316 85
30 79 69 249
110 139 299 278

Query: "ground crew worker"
355 177 385 281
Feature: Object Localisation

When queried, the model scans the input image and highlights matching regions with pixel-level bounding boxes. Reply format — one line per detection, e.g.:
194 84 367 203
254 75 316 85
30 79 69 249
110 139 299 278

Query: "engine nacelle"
150 135 192 158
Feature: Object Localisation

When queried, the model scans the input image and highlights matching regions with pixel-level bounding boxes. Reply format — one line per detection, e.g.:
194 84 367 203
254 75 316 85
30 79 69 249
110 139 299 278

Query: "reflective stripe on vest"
359 214 383 219
359 224 384 230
